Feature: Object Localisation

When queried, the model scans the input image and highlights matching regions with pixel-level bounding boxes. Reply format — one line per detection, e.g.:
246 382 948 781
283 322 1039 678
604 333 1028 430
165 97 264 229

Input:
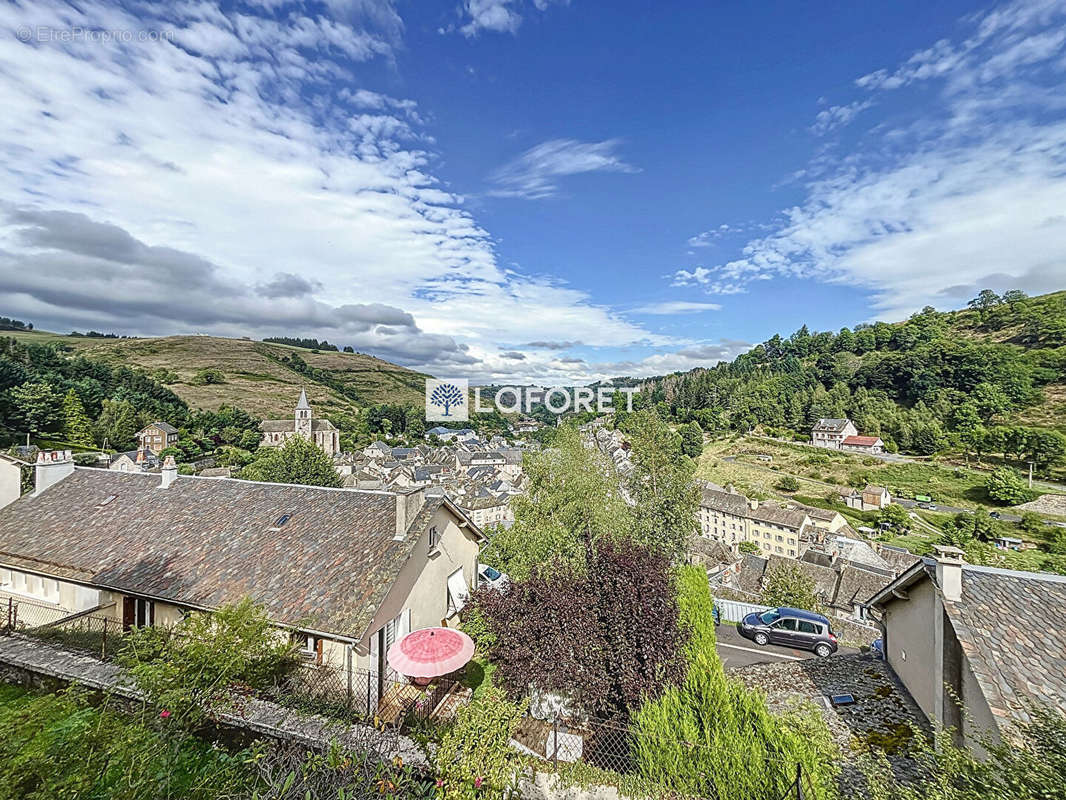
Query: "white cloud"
0 0 663 383
681 0 1066 318
632 301 722 315
488 138 638 199
452 0 568 38
810 99 874 135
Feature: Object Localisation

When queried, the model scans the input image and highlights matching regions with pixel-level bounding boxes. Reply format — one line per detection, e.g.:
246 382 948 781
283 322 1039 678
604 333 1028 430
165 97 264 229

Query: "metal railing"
1 595 123 659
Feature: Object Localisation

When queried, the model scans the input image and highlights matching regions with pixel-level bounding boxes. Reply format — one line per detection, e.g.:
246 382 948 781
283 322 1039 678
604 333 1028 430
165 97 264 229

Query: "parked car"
477 563 510 591
917 501 938 510
712 603 720 627
989 511 1001 519
736 607 839 657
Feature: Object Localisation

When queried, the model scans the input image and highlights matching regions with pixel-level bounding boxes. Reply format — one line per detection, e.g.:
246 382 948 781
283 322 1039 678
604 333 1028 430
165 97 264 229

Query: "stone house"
0 450 485 693
259 389 340 456
866 547 1066 754
109 447 159 473
810 418 858 449
844 484 891 511
137 422 179 454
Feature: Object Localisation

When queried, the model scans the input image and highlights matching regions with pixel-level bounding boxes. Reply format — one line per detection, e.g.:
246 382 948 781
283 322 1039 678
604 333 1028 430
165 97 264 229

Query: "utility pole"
1028 460 1035 489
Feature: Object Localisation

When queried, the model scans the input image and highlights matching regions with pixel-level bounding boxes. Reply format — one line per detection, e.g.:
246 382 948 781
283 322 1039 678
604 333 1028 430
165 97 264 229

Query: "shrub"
118 597 298 728
434 688 525 800
632 569 837 799
737 540 760 555
472 537 684 719
775 475 800 492
189 368 226 386
985 467 1036 506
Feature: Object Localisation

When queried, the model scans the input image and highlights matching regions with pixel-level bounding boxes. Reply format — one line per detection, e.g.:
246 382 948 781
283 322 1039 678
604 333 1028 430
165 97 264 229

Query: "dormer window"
429 525 441 551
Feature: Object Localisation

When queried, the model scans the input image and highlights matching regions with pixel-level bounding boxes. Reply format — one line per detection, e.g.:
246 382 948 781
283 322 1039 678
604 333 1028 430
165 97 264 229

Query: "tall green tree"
95 398 140 451
8 382 62 436
61 389 95 447
487 425 628 581
625 410 700 561
238 435 342 487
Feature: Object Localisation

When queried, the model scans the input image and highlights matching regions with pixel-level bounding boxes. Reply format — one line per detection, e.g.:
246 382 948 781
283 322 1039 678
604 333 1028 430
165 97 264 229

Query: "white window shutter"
400 609 411 638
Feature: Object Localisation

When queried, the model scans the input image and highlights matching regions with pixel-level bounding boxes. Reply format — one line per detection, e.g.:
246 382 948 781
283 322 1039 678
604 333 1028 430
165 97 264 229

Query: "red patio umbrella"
387 626 475 680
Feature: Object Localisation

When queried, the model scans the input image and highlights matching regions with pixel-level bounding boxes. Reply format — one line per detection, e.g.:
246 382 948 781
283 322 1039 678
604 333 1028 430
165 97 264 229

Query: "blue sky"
0 0 1064 383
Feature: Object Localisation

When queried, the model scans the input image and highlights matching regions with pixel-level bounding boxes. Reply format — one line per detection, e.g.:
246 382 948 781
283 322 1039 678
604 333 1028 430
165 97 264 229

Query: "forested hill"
633 289 1066 457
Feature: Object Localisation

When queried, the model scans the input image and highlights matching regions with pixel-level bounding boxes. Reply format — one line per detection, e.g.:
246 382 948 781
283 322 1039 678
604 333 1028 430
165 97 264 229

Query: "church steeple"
294 388 312 438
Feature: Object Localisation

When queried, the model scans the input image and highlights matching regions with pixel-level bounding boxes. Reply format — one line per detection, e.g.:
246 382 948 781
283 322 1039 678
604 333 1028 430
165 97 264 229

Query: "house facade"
0 450 484 693
137 422 179 454
810 418 858 449
698 486 810 557
867 547 1066 753
259 389 340 456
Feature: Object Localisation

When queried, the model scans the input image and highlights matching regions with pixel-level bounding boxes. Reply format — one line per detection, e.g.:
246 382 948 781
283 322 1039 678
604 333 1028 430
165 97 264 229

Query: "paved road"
714 622 859 669
895 498 1021 522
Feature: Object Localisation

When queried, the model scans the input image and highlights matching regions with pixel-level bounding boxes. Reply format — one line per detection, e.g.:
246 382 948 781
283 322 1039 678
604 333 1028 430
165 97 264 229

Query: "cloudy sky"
0 0 1064 384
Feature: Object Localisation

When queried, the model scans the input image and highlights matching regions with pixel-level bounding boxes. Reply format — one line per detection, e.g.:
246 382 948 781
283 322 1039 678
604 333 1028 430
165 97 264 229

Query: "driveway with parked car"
715 606 859 669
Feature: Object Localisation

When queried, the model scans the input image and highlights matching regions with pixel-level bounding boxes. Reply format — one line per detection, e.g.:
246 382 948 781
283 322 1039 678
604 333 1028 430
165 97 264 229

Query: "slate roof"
749 503 809 530
699 488 752 516
868 560 1066 728
735 554 768 594
142 421 178 435
834 564 892 609
0 469 450 639
812 418 851 432
946 566 1066 725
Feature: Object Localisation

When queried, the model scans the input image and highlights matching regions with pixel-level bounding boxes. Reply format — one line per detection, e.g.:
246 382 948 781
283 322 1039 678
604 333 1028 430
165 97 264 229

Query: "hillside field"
5 331 428 417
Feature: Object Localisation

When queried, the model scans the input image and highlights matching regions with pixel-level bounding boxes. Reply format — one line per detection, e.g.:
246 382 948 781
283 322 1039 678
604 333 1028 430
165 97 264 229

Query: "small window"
798 620 819 634
429 526 441 549
772 618 797 631
274 514 291 528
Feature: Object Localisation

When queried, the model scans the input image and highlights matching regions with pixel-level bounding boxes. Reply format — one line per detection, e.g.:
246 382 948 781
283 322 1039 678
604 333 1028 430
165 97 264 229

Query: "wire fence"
1 595 124 659
0 595 823 799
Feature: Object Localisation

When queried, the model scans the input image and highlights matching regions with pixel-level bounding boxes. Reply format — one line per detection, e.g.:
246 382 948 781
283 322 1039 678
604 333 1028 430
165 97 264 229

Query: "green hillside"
633 288 1066 475
3 331 428 419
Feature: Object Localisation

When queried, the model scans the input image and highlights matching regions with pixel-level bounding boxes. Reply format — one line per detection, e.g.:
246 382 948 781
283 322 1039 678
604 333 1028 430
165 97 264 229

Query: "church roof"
296 388 311 410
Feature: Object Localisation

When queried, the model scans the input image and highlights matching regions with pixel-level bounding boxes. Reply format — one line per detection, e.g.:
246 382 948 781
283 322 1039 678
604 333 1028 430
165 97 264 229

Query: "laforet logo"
425 379 469 421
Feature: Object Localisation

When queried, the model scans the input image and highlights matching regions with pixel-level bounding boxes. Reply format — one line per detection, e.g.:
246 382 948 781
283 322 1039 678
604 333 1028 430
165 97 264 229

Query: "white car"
478 563 510 591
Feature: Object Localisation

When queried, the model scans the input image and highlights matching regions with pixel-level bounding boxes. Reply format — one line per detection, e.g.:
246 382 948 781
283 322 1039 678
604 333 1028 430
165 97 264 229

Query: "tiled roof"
843 435 881 447
748 503 809 530
142 421 179 435
700 488 809 531
834 564 892 609
700 488 753 516
0 470 445 639
946 566 1066 725
812 418 851 432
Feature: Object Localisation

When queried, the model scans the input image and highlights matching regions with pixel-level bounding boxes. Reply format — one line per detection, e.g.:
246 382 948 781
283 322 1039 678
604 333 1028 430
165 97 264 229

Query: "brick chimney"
394 488 426 541
934 545 965 602
160 456 178 489
34 450 74 496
